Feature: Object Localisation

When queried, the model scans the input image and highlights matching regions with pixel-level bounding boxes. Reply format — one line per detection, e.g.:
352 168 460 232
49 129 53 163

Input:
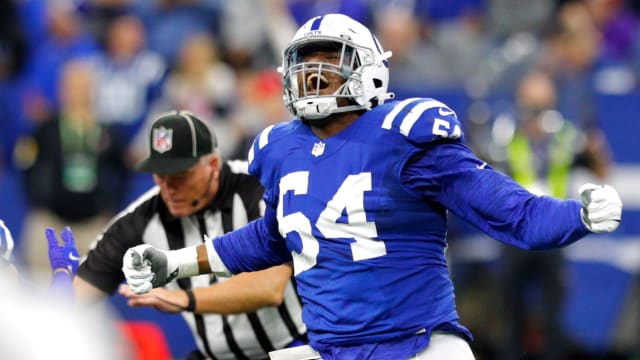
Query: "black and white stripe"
78 161 306 360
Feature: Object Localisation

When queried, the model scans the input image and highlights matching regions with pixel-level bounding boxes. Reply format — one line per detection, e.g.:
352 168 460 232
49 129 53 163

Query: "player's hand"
122 245 179 294
118 284 188 313
579 183 622 233
46 226 80 275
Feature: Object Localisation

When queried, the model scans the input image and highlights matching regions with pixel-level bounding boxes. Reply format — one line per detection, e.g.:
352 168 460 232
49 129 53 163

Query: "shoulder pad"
248 121 300 175
248 122 296 164
379 98 464 144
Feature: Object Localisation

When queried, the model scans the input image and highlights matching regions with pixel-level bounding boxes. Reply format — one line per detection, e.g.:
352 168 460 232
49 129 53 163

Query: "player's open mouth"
306 73 329 91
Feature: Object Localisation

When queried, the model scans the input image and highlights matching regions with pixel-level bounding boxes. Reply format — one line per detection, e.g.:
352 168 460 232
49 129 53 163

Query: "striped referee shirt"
77 161 306 360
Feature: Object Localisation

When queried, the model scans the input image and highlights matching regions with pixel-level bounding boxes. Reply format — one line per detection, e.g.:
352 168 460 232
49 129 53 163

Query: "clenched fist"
122 244 200 294
579 183 622 233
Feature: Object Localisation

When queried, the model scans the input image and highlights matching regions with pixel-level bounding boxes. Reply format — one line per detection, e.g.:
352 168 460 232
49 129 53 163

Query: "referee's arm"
119 263 293 314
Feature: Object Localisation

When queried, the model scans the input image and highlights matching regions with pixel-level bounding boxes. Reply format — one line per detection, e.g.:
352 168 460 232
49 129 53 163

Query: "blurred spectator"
0 0 29 79
585 0 639 64
19 59 129 286
163 33 236 123
495 70 611 360
134 0 222 66
286 0 373 26
132 32 240 160
220 0 296 72
472 1 614 170
91 14 167 142
0 0 30 172
82 0 136 45
375 5 492 92
429 8 494 88
584 0 640 94
485 0 556 41
541 2 618 175
21 0 98 124
413 0 485 24
375 6 450 92
230 69 291 159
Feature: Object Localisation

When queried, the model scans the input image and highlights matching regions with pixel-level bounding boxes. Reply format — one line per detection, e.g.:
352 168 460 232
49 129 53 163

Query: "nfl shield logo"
153 127 173 153
311 142 325 157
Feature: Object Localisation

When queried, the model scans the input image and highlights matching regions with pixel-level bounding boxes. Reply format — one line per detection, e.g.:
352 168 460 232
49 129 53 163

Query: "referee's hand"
118 284 189 313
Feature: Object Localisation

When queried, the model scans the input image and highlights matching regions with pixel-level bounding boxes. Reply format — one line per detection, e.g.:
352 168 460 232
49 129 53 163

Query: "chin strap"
376 92 395 105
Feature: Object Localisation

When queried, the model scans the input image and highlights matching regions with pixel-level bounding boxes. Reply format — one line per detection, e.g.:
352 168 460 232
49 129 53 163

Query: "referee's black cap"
137 111 217 175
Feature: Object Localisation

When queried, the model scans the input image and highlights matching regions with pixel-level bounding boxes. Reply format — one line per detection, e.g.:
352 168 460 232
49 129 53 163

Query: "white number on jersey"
277 172 386 275
433 118 462 139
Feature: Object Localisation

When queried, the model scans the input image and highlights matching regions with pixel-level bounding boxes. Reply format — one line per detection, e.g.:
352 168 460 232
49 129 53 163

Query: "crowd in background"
1 0 640 359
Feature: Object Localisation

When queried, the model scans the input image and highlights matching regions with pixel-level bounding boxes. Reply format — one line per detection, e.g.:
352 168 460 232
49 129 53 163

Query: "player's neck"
310 112 360 139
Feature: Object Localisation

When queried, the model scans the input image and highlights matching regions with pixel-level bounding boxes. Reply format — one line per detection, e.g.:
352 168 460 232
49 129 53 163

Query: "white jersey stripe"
381 97 421 129
259 125 275 149
227 160 249 175
88 186 160 251
399 99 448 136
248 141 255 166
249 125 275 166
259 282 303 349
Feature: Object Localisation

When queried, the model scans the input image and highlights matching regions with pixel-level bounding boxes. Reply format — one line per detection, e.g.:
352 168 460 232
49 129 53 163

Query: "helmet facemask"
281 38 381 120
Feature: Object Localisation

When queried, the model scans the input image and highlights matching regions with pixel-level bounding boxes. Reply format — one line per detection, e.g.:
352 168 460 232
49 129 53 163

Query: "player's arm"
403 141 622 250
123 205 291 294
118 263 293 314
46 227 80 295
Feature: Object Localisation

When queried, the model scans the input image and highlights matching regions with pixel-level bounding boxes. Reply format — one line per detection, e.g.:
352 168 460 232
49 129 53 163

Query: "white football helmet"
279 13 394 120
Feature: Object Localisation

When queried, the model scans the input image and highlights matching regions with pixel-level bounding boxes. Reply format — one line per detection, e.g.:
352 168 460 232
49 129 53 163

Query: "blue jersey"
213 98 589 358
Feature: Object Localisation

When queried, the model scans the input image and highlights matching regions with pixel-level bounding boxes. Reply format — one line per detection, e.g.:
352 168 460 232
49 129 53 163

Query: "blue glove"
46 227 80 275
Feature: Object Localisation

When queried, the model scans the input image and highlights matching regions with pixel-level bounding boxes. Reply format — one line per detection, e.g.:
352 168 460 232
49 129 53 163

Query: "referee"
74 111 306 360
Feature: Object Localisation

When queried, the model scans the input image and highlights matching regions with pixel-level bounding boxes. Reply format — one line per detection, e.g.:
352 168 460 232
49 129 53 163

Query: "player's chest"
275 142 404 219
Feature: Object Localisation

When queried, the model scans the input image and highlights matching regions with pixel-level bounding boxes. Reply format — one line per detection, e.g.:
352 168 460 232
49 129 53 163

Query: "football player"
122 13 622 360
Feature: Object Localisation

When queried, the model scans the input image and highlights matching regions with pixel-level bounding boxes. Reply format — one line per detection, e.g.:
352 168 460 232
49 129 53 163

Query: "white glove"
579 183 622 233
122 244 183 295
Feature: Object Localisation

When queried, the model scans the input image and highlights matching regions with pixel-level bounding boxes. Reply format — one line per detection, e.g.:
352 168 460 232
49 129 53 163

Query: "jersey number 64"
277 171 386 275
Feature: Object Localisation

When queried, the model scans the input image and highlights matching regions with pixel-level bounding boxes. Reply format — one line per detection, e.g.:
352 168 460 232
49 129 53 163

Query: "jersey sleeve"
380 98 464 147
248 124 279 207
401 141 590 250
248 121 299 207
213 203 292 273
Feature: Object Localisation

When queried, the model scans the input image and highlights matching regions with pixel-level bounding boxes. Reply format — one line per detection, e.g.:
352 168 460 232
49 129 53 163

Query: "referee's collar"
207 162 234 213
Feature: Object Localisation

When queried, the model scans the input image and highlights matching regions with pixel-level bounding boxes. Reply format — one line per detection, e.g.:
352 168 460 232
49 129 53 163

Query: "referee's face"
153 156 219 217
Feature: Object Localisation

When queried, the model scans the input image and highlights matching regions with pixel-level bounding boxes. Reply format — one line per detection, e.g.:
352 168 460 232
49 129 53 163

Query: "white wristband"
173 246 200 278
206 238 232 277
